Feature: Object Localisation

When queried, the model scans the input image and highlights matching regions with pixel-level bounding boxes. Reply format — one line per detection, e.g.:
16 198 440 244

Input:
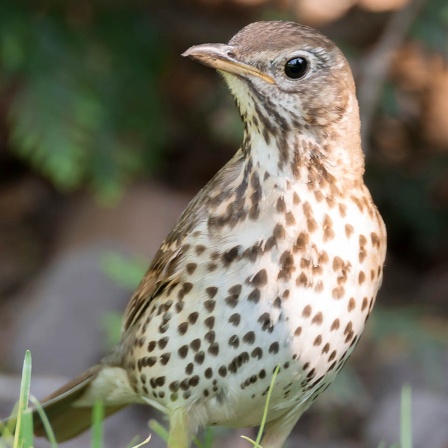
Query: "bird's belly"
181 278 368 428
128 261 377 428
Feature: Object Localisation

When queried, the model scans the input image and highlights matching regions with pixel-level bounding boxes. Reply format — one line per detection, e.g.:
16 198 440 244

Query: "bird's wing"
122 243 187 331
122 189 206 332
122 152 244 332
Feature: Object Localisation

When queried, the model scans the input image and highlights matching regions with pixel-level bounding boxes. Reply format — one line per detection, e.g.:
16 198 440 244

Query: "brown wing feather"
122 151 244 332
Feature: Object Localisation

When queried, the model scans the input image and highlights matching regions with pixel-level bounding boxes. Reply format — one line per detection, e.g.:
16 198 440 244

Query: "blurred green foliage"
367 0 448 259
100 251 147 347
0 1 166 201
370 307 447 388
101 250 147 290
412 0 448 53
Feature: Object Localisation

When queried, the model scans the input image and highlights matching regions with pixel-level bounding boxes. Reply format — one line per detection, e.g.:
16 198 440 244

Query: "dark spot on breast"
186 263 197 275
273 223 286 240
195 245 206 255
251 347 263 359
248 289 261 303
323 214 335 241
175 301 184 313
204 299 216 312
257 312 272 331
147 357 157 367
330 319 340 331
345 224 354 238
190 338 201 351
206 287 218 299
302 305 312 318
371 232 381 248
249 269 268 287
229 335 240 348
361 296 369 311
278 250 295 281
188 312 199 324
311 312 323 325
333 256 343 271
208 343 220 356
183 283 193 294
194 351 205 365
296 272 308 286
285 211 295 226
178 345 188 358
185 363 194 375
294 232 309 252
204 316 215 329
229 313 241 326
348 297 356 312
205 330 216 344
158 337 169 350
189 376 200 387
276 196 286 212
307 218 317 233
359 234 368 263
222 245 242 266
264 236 277 251
332 286 345 300
178 322 188 335
243 242 263 262
243 331 255 344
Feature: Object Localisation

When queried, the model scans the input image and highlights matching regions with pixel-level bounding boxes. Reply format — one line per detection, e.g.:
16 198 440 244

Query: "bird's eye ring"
284 57 308 79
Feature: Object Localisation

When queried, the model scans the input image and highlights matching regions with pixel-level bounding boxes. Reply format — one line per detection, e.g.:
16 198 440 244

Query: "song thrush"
17 20 387 448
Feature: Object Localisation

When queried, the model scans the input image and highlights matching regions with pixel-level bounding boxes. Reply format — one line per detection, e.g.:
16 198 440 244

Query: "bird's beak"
182 43 275 84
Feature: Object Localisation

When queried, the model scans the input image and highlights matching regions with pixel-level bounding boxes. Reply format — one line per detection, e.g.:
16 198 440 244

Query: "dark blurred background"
0 0 447 447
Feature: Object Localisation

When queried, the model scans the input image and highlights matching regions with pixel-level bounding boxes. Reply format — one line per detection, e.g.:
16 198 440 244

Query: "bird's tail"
10 365 126 442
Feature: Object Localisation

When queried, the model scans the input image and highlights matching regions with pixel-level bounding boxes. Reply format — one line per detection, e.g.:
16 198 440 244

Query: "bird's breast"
125 178 385 428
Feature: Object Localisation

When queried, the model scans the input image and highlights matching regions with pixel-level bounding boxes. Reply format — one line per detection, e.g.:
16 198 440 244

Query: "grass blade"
91 400 104 448
401 384 412 448
29 395 58 447
242 364 281 447
13 350 32 448
149 419 169 442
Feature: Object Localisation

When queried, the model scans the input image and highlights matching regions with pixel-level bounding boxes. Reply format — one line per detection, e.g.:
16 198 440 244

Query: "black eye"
284 57 308 79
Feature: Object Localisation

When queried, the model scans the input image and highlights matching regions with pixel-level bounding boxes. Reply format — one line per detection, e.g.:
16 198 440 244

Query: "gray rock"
9 242 132 377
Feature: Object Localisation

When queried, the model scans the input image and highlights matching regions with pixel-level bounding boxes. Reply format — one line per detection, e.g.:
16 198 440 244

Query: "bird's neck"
242 100 364 190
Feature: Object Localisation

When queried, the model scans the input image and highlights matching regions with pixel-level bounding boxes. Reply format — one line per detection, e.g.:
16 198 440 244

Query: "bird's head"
183 21 363 181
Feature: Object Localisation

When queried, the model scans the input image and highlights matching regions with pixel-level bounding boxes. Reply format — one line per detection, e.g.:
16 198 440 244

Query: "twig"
357 0 428 153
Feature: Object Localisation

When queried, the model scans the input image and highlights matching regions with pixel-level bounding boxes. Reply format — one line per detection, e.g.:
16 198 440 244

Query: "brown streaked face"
182 20 356 130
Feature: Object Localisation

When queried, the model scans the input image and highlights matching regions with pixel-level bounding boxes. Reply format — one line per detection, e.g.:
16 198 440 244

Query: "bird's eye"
284 57 308 79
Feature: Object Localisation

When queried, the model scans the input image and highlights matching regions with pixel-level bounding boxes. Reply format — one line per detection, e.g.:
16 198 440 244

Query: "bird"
14 20 387 448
